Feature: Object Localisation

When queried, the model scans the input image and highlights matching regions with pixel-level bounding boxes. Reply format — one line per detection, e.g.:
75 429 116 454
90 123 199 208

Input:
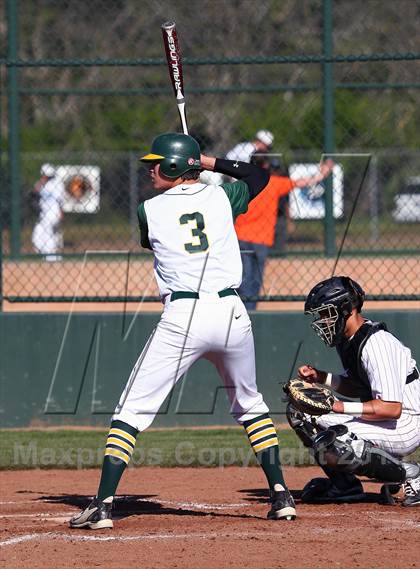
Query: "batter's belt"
170 288 238 302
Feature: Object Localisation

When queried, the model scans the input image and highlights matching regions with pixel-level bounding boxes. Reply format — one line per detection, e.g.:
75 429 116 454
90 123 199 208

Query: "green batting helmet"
140 133 201 178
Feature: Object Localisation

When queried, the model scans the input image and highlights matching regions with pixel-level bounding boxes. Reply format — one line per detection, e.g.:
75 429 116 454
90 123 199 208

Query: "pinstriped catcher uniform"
317 320 420 456
287 276 420 506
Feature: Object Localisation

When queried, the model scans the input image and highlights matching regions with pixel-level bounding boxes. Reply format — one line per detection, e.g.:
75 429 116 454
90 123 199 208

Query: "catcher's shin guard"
356 446 408 484
286 403 318 448
313 425 406 483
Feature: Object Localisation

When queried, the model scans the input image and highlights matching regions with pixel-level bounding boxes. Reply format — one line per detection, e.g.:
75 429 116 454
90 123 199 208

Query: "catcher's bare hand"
298 365 327 383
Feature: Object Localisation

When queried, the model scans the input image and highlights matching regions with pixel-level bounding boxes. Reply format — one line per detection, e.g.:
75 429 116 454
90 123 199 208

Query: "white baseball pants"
113 294 269 432
32 208 63 255
317 412 420 457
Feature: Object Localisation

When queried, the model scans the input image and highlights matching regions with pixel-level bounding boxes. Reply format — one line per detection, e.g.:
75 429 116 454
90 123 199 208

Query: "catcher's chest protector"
336 321 387 401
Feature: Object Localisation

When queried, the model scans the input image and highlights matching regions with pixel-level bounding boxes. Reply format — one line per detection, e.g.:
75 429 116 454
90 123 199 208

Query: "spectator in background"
200 129 274 185
270 158 297 245
236 155 335 310
31 163 65 262
226 129 274 163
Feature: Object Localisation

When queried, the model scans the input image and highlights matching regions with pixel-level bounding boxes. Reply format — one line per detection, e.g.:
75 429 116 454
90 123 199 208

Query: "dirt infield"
1 467 419 569
4 256 420 300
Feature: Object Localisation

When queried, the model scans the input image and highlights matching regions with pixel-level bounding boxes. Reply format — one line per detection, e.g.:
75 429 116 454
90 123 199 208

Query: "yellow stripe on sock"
245 418 272 435
249 426 277 444
105 448 130 464
253 437 279 453
106 437 134 455
109 428 136 446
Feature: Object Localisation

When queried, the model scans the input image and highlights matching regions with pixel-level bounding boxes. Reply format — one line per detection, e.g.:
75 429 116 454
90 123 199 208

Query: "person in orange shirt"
235 155 334 309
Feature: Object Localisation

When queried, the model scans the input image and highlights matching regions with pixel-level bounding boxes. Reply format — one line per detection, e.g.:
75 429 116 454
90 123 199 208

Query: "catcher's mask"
304 276 365 347
140 132 201 179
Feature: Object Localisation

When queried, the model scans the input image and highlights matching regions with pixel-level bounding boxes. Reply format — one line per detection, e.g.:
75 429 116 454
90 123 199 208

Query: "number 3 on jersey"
179 212 209 253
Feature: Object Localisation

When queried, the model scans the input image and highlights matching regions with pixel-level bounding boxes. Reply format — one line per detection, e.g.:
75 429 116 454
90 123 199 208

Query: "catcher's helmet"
140 133 201 179
304 276 365 347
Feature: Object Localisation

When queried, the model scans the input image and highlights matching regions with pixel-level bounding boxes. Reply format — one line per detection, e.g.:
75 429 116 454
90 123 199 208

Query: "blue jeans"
238 240 269 310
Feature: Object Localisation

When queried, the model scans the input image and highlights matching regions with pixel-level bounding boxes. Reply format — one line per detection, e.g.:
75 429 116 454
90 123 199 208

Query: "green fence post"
0 63 3 311
0 216 2 313
7 0 21 259
322 0 336 257
129 151 139 246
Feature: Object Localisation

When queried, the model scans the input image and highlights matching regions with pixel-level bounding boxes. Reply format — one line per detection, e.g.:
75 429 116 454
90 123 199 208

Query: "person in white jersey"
70 132 296 530
226 129 274 163
31 163 65 261
287 276 420 506
199 129 274 204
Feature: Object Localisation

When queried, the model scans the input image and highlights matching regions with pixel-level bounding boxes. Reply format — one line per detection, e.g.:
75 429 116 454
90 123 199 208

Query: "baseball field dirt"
4 256 420 300
1 466 419 569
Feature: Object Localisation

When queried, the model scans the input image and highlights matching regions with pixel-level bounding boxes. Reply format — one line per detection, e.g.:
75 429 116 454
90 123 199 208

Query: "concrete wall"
1 311 418 427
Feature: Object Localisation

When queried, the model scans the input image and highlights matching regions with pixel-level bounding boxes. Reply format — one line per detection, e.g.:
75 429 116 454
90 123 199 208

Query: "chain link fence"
1 0 419 304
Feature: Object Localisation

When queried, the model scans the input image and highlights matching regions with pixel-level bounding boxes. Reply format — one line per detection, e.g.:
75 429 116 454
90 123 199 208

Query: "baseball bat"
161 21 189 135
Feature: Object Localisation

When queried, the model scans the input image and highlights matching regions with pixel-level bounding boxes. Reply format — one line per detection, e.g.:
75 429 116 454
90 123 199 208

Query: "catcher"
284 276 420 505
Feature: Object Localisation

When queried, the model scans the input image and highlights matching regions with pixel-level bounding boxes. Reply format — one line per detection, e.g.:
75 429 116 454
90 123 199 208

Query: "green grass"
1 428 312 470
2 428 418 470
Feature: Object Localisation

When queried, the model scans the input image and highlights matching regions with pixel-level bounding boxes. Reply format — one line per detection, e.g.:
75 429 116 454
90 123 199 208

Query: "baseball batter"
288 276 420 505
70 132 296 530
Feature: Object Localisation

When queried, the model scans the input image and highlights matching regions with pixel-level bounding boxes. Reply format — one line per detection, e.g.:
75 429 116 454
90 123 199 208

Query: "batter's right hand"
298 365 326 383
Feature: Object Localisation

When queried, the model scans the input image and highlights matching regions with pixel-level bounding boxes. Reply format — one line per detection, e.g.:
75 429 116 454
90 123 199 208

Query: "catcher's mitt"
283 378 335 416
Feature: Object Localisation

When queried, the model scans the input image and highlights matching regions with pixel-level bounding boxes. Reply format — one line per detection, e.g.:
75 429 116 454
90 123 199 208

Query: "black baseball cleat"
267 489 296 521
380 483 401 505
402 470 420 507
69 498 113 529
301 477 365 503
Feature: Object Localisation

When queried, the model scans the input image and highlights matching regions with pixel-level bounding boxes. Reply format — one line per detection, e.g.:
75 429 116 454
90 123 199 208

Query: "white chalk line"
0 534 41 547
2 499 417 520
0 503 248 520
0 497 250 513
0 530 282 548
0 512 75 518
2 512 419 548
0 501 36 505
135 498 250 510
1 501 417 521
4 515 419 550
0 499 250 522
